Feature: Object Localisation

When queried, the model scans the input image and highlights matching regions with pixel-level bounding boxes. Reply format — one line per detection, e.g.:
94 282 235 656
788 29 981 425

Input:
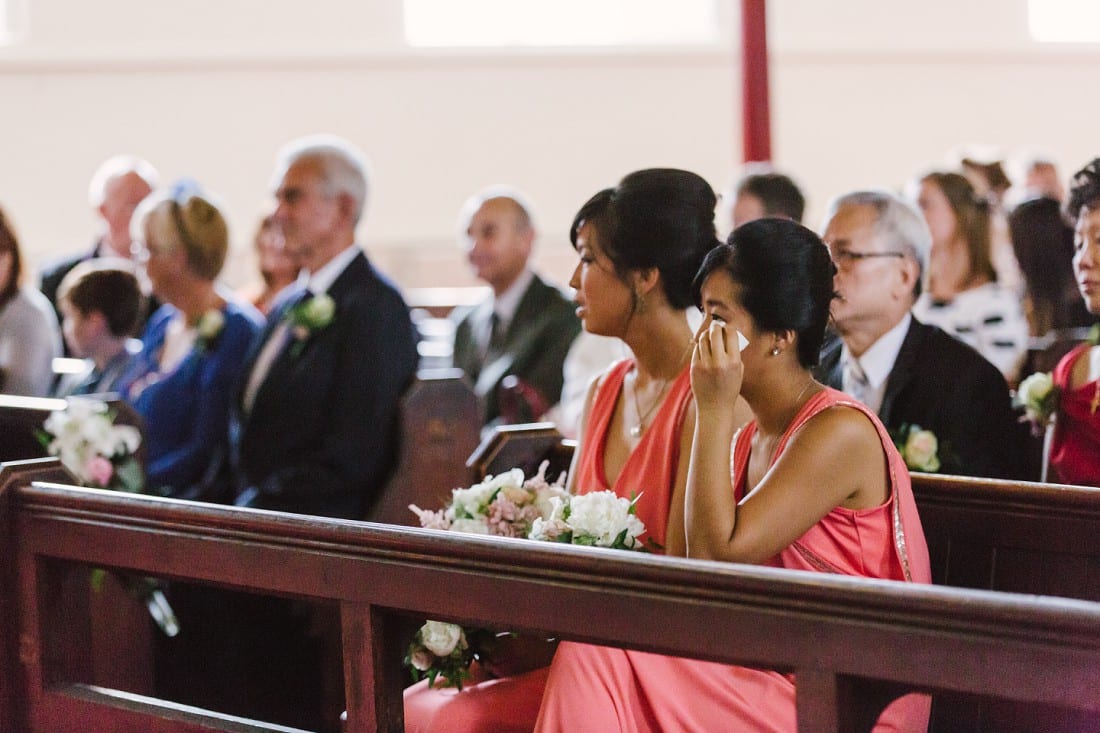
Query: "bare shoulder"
785 402 883 465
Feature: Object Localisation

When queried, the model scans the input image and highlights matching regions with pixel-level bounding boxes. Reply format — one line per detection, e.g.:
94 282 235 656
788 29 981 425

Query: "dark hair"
0 206 23 308
736 172 806 223
692 218 837 367
58 261 143 337
1066 158 1100 221
922 171 997 286
569 168 721 310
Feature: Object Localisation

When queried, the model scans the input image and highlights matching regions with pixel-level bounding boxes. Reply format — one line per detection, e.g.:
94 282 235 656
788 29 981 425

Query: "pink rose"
85 456 115 487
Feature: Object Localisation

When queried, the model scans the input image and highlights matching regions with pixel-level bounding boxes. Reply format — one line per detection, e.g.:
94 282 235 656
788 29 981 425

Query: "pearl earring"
770 346 780 356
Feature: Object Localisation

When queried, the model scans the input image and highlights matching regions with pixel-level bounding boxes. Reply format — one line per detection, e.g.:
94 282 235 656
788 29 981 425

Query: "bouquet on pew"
38 399 178 637
406 462 649 688
38 398 143 493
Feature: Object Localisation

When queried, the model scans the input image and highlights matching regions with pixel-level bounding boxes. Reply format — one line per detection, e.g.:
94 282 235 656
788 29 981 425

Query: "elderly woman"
0 206 62 396
121 182 262 499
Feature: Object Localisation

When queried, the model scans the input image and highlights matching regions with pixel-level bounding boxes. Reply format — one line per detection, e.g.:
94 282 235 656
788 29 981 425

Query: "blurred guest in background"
239 215 300 316
911 171 1028 382
451 185 580 428
0 205 62 396
122 181 262 500
54 259 143 396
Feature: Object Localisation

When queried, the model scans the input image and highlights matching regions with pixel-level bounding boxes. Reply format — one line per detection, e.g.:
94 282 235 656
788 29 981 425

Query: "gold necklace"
629 375 673 438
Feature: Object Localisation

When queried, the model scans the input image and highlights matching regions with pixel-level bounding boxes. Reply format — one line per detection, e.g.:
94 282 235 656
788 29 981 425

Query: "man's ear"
895 256 921 301
335 192 357 225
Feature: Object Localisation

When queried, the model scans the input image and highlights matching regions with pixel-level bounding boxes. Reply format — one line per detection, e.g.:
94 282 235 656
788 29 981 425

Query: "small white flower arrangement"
406 462 650 688
1015 371 1059 436
39 398 144 492
285 293 335 357
193 308 226 354
894 424 941 473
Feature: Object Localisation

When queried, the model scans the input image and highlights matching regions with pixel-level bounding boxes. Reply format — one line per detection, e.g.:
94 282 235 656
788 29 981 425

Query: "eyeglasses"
831 249 906 269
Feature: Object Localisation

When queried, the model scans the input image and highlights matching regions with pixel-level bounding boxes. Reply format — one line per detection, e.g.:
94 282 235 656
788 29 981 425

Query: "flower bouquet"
38 398 179 637
38 398 144 492
405 462 649 688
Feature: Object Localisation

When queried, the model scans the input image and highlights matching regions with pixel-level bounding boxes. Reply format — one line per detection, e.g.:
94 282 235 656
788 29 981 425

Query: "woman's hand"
691 320 744 413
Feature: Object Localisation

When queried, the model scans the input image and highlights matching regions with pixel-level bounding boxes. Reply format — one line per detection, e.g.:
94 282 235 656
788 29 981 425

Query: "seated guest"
39 154 159 333
231 134 418 520
451 186 581 427
54 259 143 396
1007 195 1093 336
0 205 62 396
121 181 262 499
536 218 931 732
911 171 1029 382
239 214 301 316
815 190 1025 479
724 163 806 233
405 169 750 733
1047 158 1100 486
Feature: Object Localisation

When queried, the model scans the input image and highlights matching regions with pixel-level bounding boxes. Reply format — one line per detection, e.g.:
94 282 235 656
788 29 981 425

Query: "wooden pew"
369 369 480 526
1 461 1098 733
471 425 1100 732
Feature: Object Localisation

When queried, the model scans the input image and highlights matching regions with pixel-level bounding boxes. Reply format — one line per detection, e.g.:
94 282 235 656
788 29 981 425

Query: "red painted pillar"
741 0 771 163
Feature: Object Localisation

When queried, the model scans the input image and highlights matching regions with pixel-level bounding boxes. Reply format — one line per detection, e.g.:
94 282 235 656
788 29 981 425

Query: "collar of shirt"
299 244 361 296
491 268 534 331
841 312 911 390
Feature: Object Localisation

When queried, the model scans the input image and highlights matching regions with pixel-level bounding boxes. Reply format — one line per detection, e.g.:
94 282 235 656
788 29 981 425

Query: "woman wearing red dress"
536 218 931 732
1049 159 1100 486
403 169 751 732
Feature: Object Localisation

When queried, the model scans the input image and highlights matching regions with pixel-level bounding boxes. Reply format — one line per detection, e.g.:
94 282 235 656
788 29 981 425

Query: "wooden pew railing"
1 460 1098 733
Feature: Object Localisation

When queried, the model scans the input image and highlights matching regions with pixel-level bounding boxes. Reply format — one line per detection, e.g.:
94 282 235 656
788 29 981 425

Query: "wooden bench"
0 460 1098 733
470 425 1100 732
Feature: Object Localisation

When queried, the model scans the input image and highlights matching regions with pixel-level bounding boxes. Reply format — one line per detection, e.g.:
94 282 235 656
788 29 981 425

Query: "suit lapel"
878 319 923 424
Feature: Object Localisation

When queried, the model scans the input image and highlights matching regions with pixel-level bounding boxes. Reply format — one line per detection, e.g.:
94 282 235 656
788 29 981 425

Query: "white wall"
0 0 1098 291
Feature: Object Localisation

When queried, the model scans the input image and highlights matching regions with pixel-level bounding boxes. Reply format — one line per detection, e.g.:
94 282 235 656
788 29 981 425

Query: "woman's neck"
625 309 694 385
929 237 988 299
170 281 223 324
746 365 819 436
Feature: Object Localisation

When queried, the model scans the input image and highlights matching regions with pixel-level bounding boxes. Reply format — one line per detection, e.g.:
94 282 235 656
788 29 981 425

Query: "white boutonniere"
193 309 226 354
285 293 335 357
893 424 941 473
1014 371 1059 436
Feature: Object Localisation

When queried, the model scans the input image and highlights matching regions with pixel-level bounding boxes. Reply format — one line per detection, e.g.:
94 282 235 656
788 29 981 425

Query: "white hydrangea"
567 492 646 549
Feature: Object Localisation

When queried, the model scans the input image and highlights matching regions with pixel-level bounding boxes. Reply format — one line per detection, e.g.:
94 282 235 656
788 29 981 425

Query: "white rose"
419 620 465 657
1018 371 1053 407
529 516 570 542
904 429 941 473
302 294 335 326
534 485 570 520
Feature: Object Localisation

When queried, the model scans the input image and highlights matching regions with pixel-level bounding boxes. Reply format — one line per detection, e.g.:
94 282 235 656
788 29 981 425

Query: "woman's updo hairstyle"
693 218 837 367
1067 158 1100 221
569 168 721 310
135 180 229 281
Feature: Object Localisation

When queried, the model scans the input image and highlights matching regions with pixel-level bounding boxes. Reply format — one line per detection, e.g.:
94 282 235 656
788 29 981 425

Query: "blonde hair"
134 183 229 281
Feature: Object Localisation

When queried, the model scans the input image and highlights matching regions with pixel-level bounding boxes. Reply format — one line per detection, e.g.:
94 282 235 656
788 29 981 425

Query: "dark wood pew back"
370 369 480 525
0 460 1098 733
0 393 145 467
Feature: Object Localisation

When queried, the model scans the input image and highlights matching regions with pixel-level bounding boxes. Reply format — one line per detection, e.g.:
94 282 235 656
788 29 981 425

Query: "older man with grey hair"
231 133 418 519
815 189 1025 479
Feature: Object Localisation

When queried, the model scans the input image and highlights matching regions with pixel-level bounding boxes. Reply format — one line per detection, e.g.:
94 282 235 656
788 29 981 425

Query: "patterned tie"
844 357 871 407
486 312 506 359
242 289 311 412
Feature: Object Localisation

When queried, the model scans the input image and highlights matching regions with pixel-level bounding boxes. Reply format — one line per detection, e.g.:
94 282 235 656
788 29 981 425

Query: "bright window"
1028 0 1100 43
403 0 720 48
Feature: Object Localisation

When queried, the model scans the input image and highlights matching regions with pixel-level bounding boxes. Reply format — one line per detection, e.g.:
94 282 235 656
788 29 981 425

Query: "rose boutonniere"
284 293 335 358
1014 371 1059 436
193 309 226 354
894 424 941 473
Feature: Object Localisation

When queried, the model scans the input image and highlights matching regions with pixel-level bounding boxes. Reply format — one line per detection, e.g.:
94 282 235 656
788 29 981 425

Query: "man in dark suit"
39 155 159 333
451 186 581 426
231 134 418 520
814 190 1025 479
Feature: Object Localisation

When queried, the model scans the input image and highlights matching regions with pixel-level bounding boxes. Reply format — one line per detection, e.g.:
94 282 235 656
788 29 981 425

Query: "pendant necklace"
629 375 672 438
